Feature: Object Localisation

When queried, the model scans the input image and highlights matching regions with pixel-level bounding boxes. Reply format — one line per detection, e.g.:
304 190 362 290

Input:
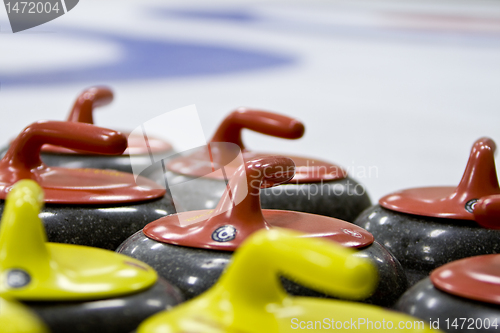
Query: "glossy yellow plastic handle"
139 228 441 332
0 180 50 275
0 179 157 301
138 228 410 333
220 227 377 305
0 297 48 333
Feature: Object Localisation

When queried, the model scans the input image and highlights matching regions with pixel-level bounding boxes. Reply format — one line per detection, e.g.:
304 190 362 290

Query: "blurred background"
0 0 499 201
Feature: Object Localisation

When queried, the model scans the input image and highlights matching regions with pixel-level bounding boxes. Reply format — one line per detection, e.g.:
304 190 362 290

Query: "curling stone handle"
246 155 296 191
208 156 295 238
67 86 114 124
220 228 377 308
210 108 305 149
142 156 296 251
474 195 500 229
455 137 499 200
0 180 51 278
2 121 127 171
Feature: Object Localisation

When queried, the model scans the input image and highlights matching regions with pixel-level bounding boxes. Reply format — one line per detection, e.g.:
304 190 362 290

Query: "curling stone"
354 137 500 286
138 228 439 333
396 254 500 333
119 156 406 307
0 120 175 250
0 180 183 333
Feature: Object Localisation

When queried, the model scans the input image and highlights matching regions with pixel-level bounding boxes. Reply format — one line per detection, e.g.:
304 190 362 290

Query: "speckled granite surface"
117 231 407 307
396 278 500 333
0 195 176 251
354 205 500 286
25 278 183 333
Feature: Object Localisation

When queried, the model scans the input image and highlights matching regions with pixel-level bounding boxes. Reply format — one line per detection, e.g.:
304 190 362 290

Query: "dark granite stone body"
353 205 500 286
117 231 407 307
0 195 176 251
25 278 184 333
0 146 168 175
41 152 160 174
152 170 371 222
260 178 371 222
395 279 500 333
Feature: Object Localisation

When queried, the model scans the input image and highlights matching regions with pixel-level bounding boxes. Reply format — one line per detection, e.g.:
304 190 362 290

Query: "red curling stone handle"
3 120 127 172
210 108 305 149
67 86 114 124
474 195 500 229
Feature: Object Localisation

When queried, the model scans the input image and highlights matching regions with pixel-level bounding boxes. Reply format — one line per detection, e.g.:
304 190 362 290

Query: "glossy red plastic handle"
460 138 500 228
210 108 305 149
246 156 296 192
455 137 498 199
209 156 295 234
143 156 296 250
474 195 500 229
67 86 114 124
2 121 127 171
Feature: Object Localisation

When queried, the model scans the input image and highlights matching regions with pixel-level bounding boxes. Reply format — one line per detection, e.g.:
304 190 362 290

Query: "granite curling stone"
119 155 406 307
137 228 439 333
0 179 183 333
354 137 500 286
0 120 176 250
395 254 500 333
